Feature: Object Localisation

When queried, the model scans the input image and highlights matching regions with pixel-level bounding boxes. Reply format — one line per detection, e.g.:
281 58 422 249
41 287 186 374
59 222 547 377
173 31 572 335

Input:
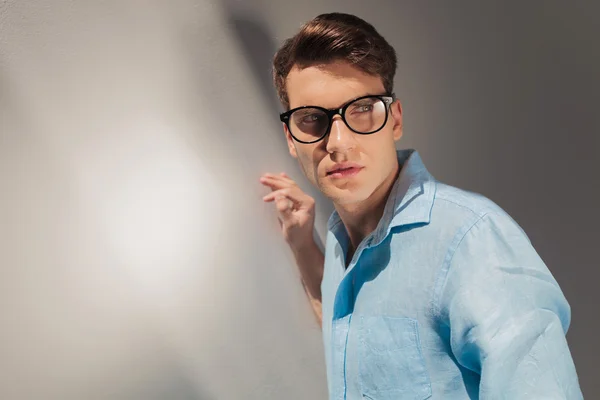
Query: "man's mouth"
327 166 363 178
328 166 353 174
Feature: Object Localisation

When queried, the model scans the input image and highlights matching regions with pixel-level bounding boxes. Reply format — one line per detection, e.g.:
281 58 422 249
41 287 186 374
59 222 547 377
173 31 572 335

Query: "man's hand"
260 172 316 251
259 172 324 326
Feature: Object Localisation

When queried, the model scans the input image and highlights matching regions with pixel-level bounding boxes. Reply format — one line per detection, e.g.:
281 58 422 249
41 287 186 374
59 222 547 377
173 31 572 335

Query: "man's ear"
284 124 298 158
390 100 403 142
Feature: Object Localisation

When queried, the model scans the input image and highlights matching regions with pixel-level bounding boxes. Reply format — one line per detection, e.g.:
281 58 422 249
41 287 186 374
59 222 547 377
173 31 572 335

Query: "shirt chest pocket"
358 316 432 400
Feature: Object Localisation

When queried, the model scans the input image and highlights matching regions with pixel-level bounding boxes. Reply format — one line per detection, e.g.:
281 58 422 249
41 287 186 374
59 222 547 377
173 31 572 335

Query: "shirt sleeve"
438 212 583 399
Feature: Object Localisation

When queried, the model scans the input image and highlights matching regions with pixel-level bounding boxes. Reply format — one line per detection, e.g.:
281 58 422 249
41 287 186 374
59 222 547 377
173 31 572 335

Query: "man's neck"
335 161 401 260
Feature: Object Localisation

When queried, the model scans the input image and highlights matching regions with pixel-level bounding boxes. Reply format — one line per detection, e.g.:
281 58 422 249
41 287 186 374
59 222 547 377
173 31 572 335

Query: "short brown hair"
272 13 397 110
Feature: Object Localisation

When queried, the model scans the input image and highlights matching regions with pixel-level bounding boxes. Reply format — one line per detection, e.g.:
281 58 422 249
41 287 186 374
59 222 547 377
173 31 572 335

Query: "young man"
260 13 582 399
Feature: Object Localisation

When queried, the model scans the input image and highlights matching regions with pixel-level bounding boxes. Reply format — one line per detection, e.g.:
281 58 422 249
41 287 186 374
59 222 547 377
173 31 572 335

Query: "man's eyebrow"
299 92 378 110
333 93 374 110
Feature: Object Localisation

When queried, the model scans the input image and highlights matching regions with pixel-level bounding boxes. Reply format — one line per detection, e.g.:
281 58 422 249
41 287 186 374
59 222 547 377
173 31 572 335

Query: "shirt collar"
327 149 436 246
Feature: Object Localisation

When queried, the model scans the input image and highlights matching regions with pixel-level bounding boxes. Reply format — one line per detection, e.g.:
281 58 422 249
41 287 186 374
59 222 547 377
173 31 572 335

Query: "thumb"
274 194 294 216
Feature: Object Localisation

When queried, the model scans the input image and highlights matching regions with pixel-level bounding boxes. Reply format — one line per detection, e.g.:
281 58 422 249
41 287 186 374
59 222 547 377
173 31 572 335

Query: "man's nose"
326 117 355 152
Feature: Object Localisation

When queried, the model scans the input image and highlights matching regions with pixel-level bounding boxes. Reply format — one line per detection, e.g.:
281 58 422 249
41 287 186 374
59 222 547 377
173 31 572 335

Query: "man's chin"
324 190 368 207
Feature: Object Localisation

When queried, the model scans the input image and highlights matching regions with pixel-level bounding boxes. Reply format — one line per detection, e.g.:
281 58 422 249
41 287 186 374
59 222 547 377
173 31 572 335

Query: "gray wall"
0 0 597 399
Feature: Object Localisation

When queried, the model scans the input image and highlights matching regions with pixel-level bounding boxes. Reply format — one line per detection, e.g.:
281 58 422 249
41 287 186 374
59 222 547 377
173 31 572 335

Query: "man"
260 12 582 399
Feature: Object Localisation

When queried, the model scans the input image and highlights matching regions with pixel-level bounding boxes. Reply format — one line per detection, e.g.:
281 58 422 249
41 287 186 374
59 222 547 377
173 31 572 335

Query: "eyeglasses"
279 94 395 144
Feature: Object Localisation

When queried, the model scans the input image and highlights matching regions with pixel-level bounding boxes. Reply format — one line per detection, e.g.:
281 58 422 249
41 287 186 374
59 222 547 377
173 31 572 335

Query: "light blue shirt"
321 149 582 399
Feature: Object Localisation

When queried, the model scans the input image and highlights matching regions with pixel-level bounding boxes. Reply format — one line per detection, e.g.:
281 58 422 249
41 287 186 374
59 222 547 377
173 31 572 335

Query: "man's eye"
301 114 321 123
352 105 374 113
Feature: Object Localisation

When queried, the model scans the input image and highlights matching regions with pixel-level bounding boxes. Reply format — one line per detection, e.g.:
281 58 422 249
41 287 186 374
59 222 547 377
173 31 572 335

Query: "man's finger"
275 195 294 214
278 172 296 185
260 178 287 190
262 188 303 206
260 174 296 188
263 189 288 202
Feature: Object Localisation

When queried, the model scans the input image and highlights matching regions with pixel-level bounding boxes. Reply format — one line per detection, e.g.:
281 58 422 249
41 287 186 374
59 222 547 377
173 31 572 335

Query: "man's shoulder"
432 180 507 221
427 180 534 249
427 180 527 240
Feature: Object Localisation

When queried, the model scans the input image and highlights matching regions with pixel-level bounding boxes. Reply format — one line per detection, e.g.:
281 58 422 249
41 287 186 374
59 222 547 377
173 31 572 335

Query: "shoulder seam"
434 196 493 219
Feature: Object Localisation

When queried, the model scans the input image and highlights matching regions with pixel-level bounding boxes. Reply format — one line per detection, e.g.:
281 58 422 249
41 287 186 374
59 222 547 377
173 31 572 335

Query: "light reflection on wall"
99 118 222 293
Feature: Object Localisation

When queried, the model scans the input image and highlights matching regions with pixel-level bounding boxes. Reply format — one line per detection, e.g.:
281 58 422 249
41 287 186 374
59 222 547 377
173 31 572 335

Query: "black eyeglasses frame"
279 93 396 144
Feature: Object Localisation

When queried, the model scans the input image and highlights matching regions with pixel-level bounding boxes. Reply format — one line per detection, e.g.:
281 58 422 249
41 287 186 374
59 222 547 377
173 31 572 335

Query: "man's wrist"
289 237 319 256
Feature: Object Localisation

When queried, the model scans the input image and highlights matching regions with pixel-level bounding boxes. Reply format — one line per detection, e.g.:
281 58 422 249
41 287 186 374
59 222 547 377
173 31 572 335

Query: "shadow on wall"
219 0 336 225
0 64 29 143
225 11 284 124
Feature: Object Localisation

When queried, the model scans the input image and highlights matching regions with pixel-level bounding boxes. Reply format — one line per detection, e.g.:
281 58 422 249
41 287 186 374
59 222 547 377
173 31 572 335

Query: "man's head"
272 13 403 207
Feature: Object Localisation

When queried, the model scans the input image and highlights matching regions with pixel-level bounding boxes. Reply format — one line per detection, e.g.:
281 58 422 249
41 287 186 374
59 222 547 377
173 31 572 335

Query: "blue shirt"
321 149 582 399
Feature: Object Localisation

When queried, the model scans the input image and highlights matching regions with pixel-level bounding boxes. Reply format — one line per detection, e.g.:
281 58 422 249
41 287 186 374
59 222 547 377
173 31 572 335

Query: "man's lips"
326 166 363 178
327 166 348 174
326 163 363 175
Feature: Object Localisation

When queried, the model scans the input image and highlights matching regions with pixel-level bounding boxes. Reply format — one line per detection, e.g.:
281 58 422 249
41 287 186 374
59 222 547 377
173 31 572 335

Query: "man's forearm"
290 239 324 327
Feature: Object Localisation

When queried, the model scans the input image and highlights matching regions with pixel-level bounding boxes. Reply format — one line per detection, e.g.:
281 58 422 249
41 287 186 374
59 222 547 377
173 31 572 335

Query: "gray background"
0 0 597 399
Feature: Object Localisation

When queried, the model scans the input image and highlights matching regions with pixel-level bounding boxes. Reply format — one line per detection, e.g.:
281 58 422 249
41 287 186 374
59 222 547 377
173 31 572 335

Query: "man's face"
284 61 403 206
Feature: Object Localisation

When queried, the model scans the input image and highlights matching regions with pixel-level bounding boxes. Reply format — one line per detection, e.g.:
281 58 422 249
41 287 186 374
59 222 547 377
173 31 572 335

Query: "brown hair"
272 13 397 110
